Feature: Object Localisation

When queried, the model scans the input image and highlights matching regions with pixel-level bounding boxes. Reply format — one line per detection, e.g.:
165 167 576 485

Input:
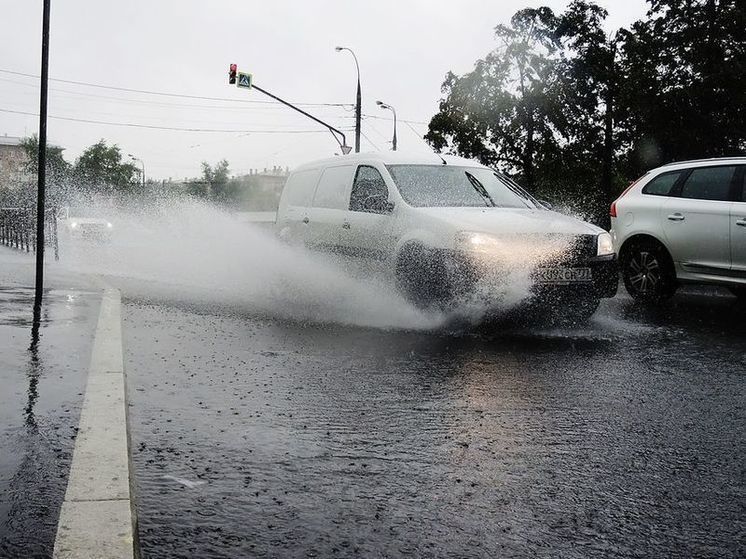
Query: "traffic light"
229 64 237 85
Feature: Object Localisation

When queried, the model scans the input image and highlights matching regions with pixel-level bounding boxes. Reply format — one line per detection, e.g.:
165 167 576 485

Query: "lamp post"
128 154 145 188
376 100 397 151
335 46 361 153
33 0 51 316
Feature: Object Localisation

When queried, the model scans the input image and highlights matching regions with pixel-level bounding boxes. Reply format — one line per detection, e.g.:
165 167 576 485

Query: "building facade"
0 136 29 186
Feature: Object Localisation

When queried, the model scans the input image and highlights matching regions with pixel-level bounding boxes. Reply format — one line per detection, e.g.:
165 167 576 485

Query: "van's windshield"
385 165 536 209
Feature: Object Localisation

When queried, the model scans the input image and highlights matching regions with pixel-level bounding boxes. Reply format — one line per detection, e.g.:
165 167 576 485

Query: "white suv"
611 157 746 303
276 152 618 319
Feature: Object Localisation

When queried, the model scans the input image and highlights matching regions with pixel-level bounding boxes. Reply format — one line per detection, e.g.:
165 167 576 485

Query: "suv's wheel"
621 240 677 303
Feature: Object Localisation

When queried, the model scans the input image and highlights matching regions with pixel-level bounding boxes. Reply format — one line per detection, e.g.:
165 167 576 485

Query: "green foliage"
186 160 240 203
74 139 139 192
619 0 746 171
426 0 746 225
426 8 560 189
19 134 70 180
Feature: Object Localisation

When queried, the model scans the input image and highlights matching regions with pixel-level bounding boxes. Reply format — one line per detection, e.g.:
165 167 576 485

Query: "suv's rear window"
642 171 684 196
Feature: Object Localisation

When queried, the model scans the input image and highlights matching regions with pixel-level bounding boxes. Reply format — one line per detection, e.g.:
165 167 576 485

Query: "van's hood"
417 207 602 237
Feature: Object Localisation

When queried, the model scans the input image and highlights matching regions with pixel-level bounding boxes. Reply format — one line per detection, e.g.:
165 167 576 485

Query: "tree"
554 0 623 223
186 160 239 203
426 0 746 225
20 134 70 180
74 140 139 192
201 160 231 200
425 8 560 191
619 0 746 173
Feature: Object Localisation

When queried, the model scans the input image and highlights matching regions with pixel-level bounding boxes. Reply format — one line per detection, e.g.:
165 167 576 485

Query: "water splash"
53 197 573 331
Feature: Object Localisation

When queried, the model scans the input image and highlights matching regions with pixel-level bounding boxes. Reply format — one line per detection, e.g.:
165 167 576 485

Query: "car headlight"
456 232 503 254
106 222 113 228
597 232 614 256
70 221 78 229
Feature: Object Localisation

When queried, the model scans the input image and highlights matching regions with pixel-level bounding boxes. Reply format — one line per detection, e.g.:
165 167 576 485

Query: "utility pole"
376 100 397 151
355 75 361 153
335 47 361 153
34 0 51 315
128 154 146 188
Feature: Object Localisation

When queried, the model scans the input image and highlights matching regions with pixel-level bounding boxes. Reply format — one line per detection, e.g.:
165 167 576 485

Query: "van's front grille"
544 234 597 266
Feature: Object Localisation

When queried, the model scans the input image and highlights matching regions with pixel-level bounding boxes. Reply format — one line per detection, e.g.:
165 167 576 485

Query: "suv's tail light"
610 174 647 218
609 200 619 218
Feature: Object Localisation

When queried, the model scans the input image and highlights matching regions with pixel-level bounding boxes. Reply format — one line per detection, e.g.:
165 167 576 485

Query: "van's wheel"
621 240 677 304
396 245 452 309
566 295 601 324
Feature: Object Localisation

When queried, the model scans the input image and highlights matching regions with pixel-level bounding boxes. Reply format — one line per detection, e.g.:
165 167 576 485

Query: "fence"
0 207 59 260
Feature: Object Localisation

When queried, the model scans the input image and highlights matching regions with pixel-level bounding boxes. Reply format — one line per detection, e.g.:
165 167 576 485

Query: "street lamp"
335 46 361 153
376 100 397 151
128 154 145 188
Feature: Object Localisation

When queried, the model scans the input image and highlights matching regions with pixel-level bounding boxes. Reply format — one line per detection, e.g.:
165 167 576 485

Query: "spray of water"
53 195 578 331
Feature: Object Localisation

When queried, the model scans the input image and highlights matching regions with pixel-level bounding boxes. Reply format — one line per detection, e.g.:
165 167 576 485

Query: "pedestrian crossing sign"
237 72 252 89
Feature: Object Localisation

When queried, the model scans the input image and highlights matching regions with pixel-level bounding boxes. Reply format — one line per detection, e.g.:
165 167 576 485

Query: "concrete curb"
53 288 136 559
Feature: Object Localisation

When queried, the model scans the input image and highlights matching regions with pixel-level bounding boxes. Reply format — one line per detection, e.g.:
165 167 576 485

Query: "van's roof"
292 151 484 172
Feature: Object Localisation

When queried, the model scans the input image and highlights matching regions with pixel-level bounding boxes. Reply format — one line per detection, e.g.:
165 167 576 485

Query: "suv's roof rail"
661 156 746 167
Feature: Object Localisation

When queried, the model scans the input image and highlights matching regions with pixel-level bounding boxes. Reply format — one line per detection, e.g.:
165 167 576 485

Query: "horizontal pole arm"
251 83 347 149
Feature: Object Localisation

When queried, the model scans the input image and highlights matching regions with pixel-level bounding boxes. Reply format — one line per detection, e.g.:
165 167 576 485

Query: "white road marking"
53 288 136 559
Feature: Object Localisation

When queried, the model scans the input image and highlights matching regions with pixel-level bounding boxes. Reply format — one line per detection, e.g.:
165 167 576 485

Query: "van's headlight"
70 221 78 229
597 232 614 256
106 222 113 228
456 232 503 254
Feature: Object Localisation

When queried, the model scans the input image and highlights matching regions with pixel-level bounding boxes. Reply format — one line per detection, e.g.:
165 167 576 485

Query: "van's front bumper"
447 248 619 301
528 254 618 299
588 254 619 298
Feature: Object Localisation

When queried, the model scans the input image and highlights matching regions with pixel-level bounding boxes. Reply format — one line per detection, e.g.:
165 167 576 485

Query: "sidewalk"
0 247 102 557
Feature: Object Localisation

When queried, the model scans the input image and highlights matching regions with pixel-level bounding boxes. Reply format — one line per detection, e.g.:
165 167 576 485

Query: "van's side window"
350 166 389 213
283 169 321 207
313 166 354 209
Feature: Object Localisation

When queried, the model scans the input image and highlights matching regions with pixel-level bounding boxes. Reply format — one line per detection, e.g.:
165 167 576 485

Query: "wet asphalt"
123 289 745 559
1 243 745 558
0 286 100 558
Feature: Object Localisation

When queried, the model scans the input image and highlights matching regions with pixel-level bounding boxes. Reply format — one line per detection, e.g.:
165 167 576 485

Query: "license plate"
534 267 592 284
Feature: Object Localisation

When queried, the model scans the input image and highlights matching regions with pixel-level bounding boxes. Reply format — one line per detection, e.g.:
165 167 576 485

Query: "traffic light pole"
34 0 51 315
250 83 351 154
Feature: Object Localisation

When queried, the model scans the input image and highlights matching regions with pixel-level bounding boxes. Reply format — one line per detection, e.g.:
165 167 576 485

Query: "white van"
276 152 618 319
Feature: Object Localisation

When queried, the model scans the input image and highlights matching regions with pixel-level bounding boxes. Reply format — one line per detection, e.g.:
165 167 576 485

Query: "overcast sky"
1 0 649 180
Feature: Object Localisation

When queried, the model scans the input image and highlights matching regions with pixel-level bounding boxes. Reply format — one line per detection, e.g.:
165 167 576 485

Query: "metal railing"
0 207 59 260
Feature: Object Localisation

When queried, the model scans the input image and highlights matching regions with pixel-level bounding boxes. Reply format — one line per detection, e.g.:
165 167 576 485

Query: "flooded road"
123 290 745 559
0 286 101 558
2 215 745 558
